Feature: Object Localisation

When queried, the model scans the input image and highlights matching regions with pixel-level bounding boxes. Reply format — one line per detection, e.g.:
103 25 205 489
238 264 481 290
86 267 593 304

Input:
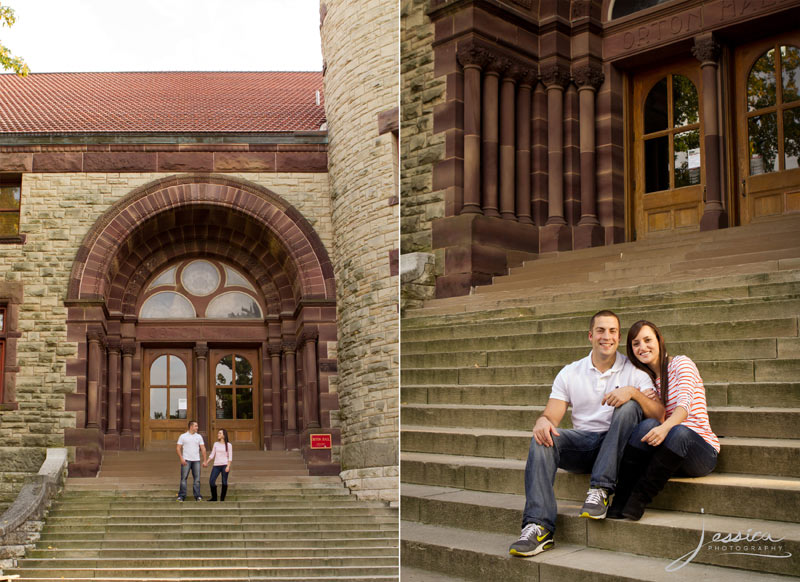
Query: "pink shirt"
207 441 233 466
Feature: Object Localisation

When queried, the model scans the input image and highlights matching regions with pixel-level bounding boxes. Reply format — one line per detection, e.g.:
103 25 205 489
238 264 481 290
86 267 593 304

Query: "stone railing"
400 252 436 314
0 448 68 574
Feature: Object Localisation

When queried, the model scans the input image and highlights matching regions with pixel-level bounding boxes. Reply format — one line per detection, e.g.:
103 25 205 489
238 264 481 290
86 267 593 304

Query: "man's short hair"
187 420 198 428
589 310 620 331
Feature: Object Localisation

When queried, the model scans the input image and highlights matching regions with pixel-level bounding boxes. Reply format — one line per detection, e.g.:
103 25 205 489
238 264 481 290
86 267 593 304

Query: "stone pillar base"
64 427 103 477
574 222 605 250
541 222 573 252
700 206 728 231
432 213 539 298
268 434 286 451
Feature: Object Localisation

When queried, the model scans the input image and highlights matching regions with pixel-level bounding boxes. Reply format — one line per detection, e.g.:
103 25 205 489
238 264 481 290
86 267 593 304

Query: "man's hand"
180 458 187 466
641 388 659 401
602 385 634 407
533 416 560 447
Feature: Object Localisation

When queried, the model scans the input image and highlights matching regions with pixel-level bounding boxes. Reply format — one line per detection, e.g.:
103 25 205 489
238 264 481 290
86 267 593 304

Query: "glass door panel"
209 348 260 449
142 349 192 449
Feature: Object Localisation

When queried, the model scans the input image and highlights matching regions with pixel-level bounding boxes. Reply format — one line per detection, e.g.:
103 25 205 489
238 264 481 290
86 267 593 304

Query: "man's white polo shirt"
549 351 654 432
177 432 204 462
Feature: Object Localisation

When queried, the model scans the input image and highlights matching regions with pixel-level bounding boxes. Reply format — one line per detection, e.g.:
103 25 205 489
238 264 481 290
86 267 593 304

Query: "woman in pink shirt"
203 428 232 502
607 320 719 520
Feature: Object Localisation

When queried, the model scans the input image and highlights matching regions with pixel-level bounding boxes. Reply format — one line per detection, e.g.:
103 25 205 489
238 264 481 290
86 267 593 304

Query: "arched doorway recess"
64 175 339 476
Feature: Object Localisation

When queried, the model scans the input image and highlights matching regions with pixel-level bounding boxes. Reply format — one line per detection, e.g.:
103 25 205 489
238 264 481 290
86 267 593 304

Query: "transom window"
611 0 673 19
139 259 263 320
746 44 800 175
643 74 701 193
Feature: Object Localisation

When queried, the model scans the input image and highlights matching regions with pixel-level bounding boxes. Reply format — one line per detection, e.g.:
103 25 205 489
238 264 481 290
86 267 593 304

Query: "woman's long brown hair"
626 320 669 406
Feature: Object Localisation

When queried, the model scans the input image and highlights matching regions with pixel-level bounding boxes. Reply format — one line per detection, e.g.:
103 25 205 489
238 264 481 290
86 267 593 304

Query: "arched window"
139 259 264 320
611 0 673 19
643 74 700 193
746 45 800 175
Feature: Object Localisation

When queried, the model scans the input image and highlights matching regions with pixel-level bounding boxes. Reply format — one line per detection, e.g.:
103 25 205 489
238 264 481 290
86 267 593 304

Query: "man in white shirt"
176 420 207 502
509 310 664 557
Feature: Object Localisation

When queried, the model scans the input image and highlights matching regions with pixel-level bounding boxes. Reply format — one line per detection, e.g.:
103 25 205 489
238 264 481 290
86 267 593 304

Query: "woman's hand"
641 423 671 447
225 464 230 473
202 461 208 467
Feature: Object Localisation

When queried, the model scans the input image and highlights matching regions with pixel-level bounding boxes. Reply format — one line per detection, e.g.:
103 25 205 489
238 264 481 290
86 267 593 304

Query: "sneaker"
579 487 609 519
176 497 184 502
509 523 554 557
195 496 203 501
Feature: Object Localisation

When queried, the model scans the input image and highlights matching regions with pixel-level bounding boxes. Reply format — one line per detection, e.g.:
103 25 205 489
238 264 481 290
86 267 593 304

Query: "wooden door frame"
208 347 262 450
733 31 800 225
141 347 194 450
630 57 705 239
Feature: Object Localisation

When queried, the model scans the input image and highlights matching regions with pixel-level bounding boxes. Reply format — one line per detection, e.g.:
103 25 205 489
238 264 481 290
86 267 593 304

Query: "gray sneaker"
579 487 609 519
509 523 554 557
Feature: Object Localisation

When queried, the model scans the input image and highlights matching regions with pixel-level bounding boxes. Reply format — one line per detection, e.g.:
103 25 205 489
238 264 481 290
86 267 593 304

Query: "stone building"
0 64 398 502
402 0 800 299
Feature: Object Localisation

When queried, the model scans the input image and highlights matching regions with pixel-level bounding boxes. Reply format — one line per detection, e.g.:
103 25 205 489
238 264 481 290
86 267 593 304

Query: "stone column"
573 62 605 249
283 342 298 434
106 339 120 433
303 331 320 429
86 330 103 428
481 57 506 218
120 342 135 434
499 66 517 220
457 43 490 215
194 345 208 435
269 342 282 436
540 62 573 251
693 34 727 231
516 70 534 224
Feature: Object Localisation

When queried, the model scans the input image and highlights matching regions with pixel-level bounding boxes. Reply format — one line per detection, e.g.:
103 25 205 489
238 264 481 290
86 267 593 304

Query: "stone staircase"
400 216 800 580
7 450 399 581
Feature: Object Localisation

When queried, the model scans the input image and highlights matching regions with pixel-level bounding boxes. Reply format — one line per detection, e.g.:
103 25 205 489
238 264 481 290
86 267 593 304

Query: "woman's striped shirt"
656 355 720 453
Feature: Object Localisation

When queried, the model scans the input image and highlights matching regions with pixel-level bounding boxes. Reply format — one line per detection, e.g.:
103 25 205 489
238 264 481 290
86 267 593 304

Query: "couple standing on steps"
509 310 720 557
176 420 233 503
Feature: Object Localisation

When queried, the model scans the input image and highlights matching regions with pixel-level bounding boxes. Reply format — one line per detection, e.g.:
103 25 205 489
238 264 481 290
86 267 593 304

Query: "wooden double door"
142 347 261 450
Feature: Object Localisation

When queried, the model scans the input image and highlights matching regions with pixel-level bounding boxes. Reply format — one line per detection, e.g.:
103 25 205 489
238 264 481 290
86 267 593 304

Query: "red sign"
310 434 332 449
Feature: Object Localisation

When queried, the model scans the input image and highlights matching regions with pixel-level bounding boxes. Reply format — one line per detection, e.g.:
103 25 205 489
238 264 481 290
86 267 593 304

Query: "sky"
1 0 323 73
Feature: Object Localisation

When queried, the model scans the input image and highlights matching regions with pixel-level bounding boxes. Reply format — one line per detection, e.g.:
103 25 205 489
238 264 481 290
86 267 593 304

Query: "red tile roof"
0 72 325 134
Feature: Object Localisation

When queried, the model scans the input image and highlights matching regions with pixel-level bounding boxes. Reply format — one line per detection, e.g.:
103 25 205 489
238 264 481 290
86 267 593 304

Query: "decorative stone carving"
300 330 320 344
105 338 121 353
572 62 605 90
692 35 721 65
486 56 512 76
571 0 592 20
282 341 297 353
540 62 571 89
121 342 136 356
456 41 494 69
193 346 209 358
87 329 104 344
267 342 282 357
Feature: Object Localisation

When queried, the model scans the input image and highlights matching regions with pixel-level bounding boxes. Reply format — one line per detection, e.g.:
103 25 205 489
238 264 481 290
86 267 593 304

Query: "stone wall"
400 0 445 257
0 171 330 462
321 0 400 501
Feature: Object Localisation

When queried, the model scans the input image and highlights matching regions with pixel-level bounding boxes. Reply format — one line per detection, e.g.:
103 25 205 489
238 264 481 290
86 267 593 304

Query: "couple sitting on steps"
509 310 720 557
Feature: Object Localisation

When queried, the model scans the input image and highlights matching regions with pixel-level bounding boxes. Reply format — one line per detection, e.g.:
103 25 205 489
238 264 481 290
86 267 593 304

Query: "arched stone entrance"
64 174 339 476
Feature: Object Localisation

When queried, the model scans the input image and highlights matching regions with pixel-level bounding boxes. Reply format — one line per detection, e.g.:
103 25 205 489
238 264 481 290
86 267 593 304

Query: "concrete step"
27 546 399 559
402 358 799 386
401 403 800 439
401 382 800 408
402 521 796 581
401 426 800 478
43 508 398 523
4 566 400 580
403 294 800 338
38 530 399 542
41 517 399 533
402 317 799 353
400 452 800 523
402 484 800 578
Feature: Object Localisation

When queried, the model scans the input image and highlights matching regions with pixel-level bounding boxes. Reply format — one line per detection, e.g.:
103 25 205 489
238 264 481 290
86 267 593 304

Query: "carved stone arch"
68 174 335 306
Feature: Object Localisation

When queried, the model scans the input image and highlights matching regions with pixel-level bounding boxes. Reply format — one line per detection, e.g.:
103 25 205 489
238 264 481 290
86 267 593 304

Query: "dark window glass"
748 113 778 175
611 0 671 19
0 177 21 237
236 388 254 420
748 49 777 112
645 136 670 193
673 75 699 127
644 78 668 134
674 130 701 188
235 355 253 386
781 45 800 104
216 388 233 419
784 107 800 171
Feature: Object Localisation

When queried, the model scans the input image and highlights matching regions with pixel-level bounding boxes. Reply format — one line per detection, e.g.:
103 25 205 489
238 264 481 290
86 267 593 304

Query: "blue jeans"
179 460 201 499
522 400 643 533
209 465 229 487
628 419 717 477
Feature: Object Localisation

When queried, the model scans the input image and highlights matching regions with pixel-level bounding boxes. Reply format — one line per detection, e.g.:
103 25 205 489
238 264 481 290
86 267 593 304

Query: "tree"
0 3 28 76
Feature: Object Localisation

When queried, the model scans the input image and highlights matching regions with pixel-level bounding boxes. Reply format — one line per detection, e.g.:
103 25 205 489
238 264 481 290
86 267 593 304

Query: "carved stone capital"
540 62 571 89
282 341 297 354
505 62 536 85
106 338 121 353
692 35 721 65
456 40 493 69
572 62 605 90
193 346 209 359
485 55 511 76
121 342 136 356
87 329 104 344
268 342 283 357
300 330 319 345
